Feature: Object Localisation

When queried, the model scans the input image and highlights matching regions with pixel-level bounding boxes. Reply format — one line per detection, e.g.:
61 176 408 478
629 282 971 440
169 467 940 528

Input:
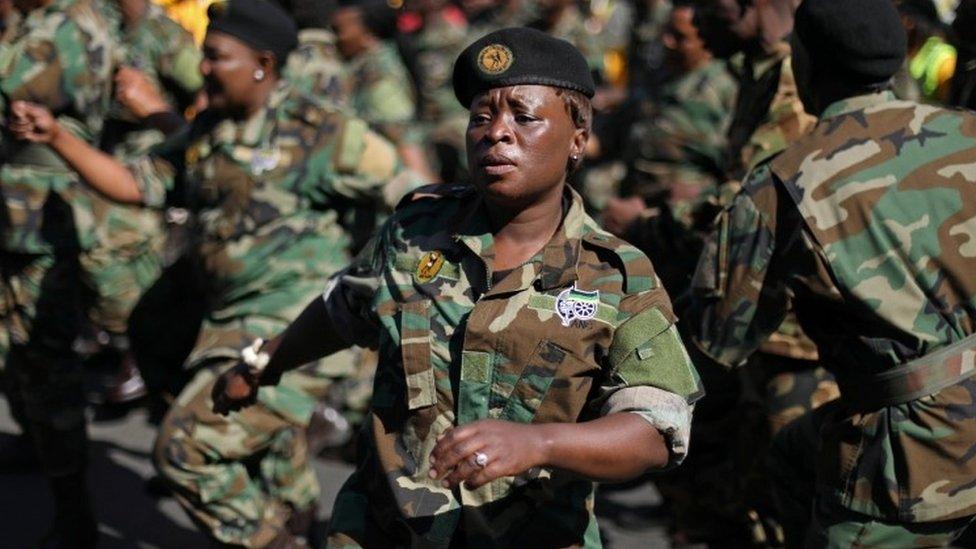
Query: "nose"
485 114 514 144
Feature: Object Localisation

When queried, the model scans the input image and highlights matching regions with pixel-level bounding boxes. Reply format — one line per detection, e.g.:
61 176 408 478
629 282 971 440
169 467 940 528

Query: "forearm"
537 413 669 482
259 297 352 385
49 124 143 203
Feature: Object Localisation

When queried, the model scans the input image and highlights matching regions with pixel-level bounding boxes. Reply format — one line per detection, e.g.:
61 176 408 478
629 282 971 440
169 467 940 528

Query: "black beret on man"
207 0 298 65
452 27 595 108
794 0 907 84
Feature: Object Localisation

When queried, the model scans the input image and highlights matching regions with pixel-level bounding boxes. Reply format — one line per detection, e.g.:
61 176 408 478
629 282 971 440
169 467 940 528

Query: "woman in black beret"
211 26 701 547
9 0 411 545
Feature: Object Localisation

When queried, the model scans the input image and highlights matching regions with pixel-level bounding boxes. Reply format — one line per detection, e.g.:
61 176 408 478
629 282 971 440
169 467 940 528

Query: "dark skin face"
332 8 373 60
200 30 277 118
663 6 712 72
693 0 757 59
466 85 587 218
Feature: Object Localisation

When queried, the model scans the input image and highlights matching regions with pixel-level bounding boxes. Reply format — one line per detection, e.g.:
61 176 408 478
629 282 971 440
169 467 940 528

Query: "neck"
233 77 277 120
484 184 565 269
122 0 148 28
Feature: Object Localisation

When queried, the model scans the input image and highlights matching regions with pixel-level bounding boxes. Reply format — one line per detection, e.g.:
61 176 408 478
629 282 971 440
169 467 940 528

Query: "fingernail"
428 469 437 479
441 480 450 488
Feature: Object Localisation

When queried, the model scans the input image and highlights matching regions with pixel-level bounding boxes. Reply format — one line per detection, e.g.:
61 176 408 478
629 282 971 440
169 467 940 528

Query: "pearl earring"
253 68 265 81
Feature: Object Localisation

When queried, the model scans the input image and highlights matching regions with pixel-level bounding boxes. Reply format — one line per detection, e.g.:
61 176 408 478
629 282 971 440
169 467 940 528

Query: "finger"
430 436 487 479
464 460 505 489
443 452 485 488
429 425 480 470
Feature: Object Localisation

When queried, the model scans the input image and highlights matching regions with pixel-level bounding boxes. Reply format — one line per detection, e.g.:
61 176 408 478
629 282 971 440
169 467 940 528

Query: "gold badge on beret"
477 44 514 75
416 251 446 283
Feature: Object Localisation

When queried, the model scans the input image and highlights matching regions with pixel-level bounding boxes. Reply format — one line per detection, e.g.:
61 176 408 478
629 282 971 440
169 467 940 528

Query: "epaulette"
394 183 472 211
581 229 658 295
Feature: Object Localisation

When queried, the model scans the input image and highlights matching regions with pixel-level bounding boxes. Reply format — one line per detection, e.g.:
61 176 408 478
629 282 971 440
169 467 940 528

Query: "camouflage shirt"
103 2 202 159
128 82 410 327
690 91 976 522
625 59 737 224
323 185 701 547
344 40 416 144
0 0 117 253
284 28 348 108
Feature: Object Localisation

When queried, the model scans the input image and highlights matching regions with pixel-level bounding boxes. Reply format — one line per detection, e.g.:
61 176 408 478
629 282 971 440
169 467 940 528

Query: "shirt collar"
820 91 897 121
453 187 586 294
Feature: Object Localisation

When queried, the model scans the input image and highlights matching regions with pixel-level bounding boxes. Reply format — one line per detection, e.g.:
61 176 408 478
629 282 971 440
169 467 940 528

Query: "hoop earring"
253 68 265 81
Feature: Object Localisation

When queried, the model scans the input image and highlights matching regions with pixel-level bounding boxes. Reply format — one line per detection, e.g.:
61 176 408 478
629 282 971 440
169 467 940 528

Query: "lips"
478 152 517 176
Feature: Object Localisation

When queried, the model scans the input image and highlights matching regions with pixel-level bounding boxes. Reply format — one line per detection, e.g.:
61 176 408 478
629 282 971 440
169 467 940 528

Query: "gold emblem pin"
416 251 446 283
477 44 513 75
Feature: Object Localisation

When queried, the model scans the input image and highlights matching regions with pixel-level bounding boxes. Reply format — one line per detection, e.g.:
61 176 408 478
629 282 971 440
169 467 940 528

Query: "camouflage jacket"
128 82 410 324
324 185 702 547
103 2 202 159
690 91 976 522
531 6 604 76
0 0 117 253
626 59 736 223
726 42 815 179
284 28 348 108
403 8 469 124
344 41 416 144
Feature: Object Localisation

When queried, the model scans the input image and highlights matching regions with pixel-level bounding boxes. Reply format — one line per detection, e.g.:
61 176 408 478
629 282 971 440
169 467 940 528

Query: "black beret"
207 0 298 66
452 27 595 109
794 0 907 85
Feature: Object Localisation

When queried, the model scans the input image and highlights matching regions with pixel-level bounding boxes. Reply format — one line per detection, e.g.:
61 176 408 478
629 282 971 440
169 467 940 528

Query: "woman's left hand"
428 419 549 490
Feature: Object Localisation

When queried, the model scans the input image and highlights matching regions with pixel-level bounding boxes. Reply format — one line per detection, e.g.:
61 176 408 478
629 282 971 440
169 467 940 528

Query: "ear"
256 50 277 75
570 126 589 160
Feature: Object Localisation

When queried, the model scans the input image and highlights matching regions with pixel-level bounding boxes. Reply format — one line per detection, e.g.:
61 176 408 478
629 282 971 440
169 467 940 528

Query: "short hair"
555 88 592 133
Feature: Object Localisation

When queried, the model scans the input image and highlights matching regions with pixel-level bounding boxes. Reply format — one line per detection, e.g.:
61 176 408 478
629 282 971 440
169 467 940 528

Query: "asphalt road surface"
0 397 672 548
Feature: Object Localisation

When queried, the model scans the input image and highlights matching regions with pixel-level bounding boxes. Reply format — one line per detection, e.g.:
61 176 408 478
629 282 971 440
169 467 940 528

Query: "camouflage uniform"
0 0 116 478
621 58 736 295
691 90 976 545
148 83 411 547
654 44 836 545
285 28 348 107
400 7 469 181
323 185 703 548
84 2 203 340
345 40 416 145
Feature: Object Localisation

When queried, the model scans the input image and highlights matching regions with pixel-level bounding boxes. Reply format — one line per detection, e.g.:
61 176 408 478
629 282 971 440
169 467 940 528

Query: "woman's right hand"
8 101 60 144
114 67 170 119
211 363 260 416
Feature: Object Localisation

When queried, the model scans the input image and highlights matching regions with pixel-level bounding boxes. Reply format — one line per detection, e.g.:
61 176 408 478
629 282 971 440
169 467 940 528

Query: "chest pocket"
399 299 437 410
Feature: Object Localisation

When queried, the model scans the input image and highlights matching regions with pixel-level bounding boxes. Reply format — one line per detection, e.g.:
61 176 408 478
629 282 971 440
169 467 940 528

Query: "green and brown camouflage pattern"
146 82 414 546
692 91 976 526
321 185 701 547
624 58 737 226
0 0 117 254
344 40 416 145
285 28 348 107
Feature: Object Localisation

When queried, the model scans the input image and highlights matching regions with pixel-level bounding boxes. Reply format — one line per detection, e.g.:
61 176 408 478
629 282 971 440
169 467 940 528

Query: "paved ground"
0 397 671 548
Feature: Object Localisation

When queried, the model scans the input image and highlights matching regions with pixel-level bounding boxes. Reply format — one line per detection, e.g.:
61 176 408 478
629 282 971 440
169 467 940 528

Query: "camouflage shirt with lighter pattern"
323 185 702 547
0 0 117 253
691 91 976 523
284 28 348 107
127 82 409 327
344 40 416 145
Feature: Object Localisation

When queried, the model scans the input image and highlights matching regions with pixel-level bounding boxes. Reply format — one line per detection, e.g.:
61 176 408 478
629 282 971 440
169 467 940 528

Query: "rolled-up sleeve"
321 226 389 349
126 127 188 208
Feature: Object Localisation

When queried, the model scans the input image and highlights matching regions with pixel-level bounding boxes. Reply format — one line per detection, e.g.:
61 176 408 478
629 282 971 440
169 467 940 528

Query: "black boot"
45 472 98 549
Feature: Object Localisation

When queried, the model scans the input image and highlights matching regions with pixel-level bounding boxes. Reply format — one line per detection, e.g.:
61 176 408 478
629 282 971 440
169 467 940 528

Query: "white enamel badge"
555 284 600 327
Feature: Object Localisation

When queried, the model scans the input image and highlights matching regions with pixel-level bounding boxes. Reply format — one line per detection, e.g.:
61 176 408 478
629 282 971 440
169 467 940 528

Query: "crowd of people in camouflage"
1 0 976 546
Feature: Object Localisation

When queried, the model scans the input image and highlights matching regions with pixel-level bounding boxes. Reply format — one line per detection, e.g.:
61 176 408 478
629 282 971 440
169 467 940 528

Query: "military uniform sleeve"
688 163 791 368
0 23 74 114
320 221 389 349
595 289 704 468
329 116 427 208
125 126 189 207
157 36 203 94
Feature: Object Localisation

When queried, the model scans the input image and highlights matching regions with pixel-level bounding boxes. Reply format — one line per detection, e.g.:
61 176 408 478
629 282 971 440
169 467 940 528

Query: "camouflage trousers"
768 397 976 548
0 251 88 477
655 352 838 544
154 311 359 547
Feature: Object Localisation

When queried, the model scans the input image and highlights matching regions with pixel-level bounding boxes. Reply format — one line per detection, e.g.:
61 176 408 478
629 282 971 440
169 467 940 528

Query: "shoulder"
578 220 660 297
393 183 473 218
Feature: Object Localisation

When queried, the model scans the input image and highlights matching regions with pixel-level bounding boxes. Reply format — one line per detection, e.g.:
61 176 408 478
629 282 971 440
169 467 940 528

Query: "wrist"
47 120 64 147
533 423 558 469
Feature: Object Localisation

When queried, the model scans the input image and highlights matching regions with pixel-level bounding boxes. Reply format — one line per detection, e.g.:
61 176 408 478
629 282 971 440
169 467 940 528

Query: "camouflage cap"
452 27 595 108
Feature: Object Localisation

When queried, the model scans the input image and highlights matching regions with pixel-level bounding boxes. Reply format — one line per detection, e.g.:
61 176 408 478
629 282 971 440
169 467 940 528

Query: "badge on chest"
555 284 600 327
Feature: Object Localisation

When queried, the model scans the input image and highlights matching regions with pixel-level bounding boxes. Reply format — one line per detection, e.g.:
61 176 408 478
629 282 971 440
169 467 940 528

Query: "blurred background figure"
895 0 957 102
950 0 976 108
282 0 349 105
